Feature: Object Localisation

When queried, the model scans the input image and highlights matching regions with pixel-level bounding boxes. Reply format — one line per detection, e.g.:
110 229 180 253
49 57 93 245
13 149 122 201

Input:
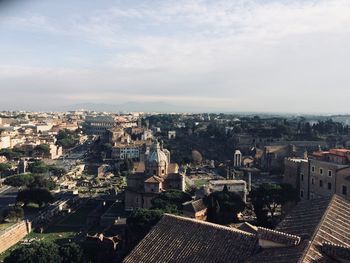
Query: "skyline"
1 0 350 113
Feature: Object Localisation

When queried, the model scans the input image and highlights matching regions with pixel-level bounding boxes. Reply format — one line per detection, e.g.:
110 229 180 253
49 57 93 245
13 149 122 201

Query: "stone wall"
0 220 31 254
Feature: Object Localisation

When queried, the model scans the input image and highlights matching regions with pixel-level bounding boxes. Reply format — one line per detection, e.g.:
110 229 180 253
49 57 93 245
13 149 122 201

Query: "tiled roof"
250 195 350 263
231 222 258 235
302 195 350 262
144 176 164 183
321 242 350 261
183 199 207 213
123 214 258 263
257 227 301 246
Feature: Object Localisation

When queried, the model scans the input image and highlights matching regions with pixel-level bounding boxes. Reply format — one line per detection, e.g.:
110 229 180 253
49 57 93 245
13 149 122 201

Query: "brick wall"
0 220 31 254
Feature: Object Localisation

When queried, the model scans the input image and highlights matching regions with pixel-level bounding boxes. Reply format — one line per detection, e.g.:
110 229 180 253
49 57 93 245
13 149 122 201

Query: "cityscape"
1 0 350 263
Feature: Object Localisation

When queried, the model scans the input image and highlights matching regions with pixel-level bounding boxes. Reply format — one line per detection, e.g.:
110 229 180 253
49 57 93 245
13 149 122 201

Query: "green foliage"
2 205 24 223
0 162 11 172
204 189 246 225
49 166 67 177
16 188 54 207
4 174 34 187
0 148 24 160
151 190 192 212
4 241 85 263
4 174 56 189
0 162 11 177
30 175 56 190
56 129 79 149
29 160 49 174
121 159 134 172
251 183 299 227
4 242 61 263
127 208 164 235
59 243 85 263
34 144 50 157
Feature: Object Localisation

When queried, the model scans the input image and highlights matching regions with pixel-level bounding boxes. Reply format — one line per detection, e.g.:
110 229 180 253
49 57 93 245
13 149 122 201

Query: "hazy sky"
1 0 350 113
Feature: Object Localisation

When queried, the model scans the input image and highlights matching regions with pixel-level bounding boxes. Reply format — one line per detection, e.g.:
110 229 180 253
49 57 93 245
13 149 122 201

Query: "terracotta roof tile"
123 214 258 263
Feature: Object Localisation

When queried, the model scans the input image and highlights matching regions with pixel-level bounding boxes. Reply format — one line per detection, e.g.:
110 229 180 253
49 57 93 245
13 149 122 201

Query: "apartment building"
284 149 350 201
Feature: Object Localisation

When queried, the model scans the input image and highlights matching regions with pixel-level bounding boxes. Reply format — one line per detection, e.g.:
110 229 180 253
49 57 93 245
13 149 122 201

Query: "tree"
4 242 62 263
251 183 299 227
0 148 24 160
59 243 85 263
29 175 56 190
56 129 79 149
49 166 67 177
16 188 54 207
151 190 192 212
29 160 49 174
0 162 11 177
191 150 203 165
204 188 246 225
34 144 50 158
127 208 164 235
2 205 24 223
4 174 34 187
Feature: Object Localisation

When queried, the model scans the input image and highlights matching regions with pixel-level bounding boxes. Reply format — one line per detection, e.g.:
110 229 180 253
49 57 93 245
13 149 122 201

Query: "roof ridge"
258 226 301 239
163 213 256 237
322 241 350 249
257 227 301 246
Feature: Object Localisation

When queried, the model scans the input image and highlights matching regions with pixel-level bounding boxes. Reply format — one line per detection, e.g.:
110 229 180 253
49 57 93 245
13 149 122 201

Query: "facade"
0 135 10 149
285 149 350 201
111 144 140 160
168 130 176 139
83 116 115 136
209 180 247 202
233 150 242 167
125 141 185 210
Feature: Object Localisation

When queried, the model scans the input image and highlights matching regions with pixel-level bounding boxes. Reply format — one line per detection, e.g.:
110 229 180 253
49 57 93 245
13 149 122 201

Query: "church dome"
147 142 168 165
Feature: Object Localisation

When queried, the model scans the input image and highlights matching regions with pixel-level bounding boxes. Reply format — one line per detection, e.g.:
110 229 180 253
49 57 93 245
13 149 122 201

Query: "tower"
234 150 242 168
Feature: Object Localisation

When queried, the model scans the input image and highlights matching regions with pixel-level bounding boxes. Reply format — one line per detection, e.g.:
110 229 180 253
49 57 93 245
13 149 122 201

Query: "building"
167 130 176 139
233 150 242 167
0 135 10 149
124 194 350 263
125 141 185 210
112 144 140 160
209 180 247 202
182 199 207 221
83 116 115 136
285 149 350 201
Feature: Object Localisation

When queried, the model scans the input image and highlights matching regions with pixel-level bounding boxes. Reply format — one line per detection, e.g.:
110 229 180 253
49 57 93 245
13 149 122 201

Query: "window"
311 178 314 185
300 190 304 198
319 180 323 187
320 168 323 175
328 182 332 190
311 166 315 172
342 185 347 195
301 173 304 181
328 170 332 177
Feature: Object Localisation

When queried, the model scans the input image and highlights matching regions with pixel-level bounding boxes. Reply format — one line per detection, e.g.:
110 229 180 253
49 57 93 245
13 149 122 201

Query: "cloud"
1 0 350 112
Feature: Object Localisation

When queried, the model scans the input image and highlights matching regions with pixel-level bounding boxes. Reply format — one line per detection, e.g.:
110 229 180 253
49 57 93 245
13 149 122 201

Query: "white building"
112 144 140 160
209 180 247 202
0 136 11 149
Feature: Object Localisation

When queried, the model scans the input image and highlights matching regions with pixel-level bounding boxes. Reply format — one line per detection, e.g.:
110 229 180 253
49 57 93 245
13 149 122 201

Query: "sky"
0 0 350 113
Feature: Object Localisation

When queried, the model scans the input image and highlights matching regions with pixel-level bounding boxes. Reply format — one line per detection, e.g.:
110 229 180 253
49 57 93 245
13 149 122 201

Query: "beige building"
285 149 350 201
125 141 185 210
